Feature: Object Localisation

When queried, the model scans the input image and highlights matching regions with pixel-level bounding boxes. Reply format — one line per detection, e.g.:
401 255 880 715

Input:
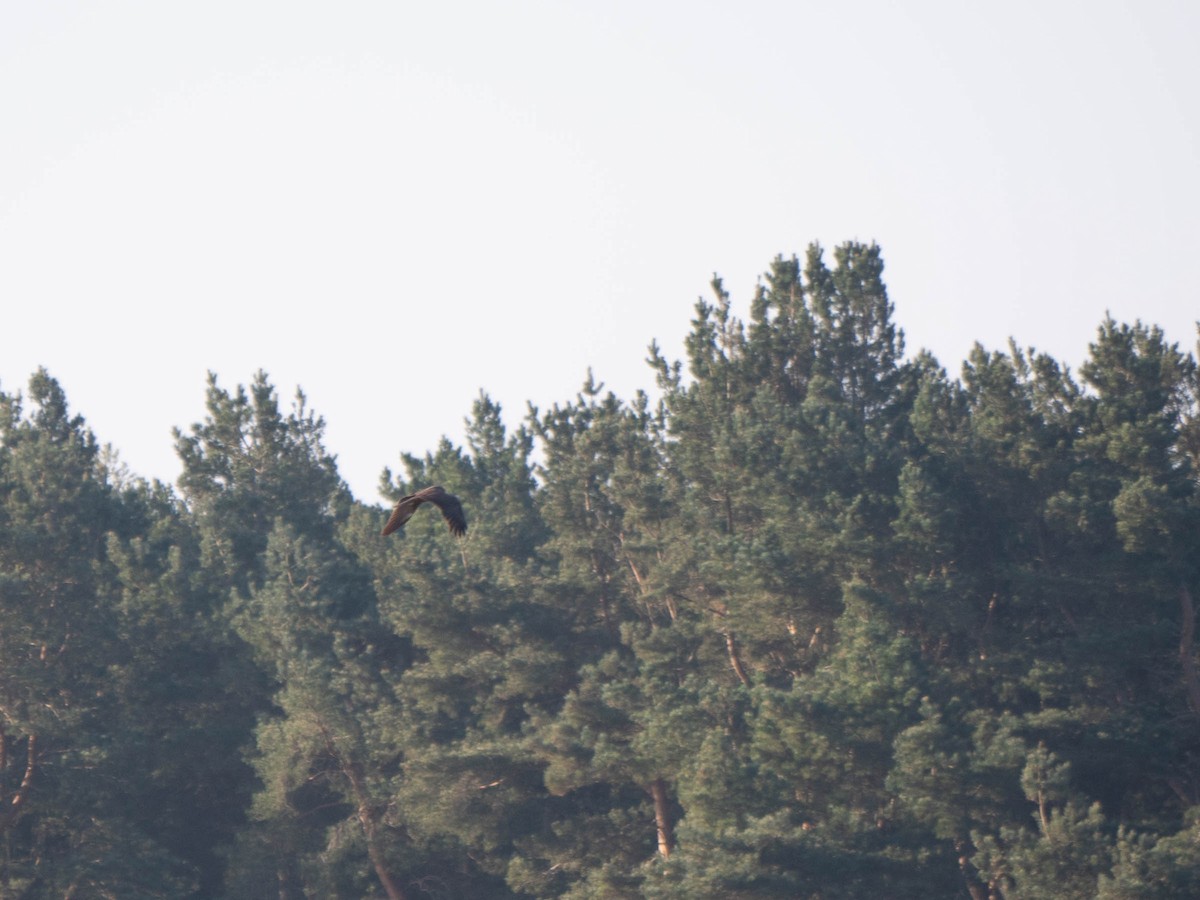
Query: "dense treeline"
2 242 1198 898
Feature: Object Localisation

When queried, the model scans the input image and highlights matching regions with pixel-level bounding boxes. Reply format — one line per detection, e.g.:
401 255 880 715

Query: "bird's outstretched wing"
381 485 467 537
423 487 468 536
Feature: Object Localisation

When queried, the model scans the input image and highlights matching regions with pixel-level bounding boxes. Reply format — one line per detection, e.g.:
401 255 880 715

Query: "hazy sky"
2 1 1197 502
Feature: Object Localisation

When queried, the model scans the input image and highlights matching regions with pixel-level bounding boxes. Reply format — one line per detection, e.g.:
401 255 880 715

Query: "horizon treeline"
2 242 1199 899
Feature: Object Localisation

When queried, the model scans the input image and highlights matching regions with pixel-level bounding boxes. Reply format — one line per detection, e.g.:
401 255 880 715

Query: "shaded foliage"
2 243 1198 898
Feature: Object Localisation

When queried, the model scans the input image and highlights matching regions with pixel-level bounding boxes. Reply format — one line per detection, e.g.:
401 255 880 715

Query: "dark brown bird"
381 485 467 538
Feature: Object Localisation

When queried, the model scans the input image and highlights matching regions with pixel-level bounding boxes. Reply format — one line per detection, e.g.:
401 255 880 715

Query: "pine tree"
228 522 408 899
174 370 347 597
346 397 572 897
103 477 260 897
174 371 390 896
0 370 198 895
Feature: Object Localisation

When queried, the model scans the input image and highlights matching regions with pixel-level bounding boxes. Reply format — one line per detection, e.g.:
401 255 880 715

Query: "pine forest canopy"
0 241 1198 899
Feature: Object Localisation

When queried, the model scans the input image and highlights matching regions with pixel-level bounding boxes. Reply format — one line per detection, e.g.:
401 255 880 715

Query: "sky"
2 1 1197 503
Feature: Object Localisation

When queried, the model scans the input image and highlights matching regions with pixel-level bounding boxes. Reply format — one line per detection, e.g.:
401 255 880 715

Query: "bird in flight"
382 485 468 538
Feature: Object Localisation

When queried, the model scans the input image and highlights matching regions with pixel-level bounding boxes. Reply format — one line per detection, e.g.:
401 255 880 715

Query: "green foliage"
174 370 348 597
0 371 208 895
3 245 1198 897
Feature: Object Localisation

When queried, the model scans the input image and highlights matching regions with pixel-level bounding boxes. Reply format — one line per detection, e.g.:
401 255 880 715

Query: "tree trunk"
0 733 36 832
725 632 751 686
322 725 406 900
359 808 406 900
954 839 988 900
1180 584 1200 716
649 778 674 858
348 777 405 900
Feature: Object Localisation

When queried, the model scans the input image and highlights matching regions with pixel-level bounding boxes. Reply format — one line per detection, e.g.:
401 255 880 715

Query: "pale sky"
2 1 1197 502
